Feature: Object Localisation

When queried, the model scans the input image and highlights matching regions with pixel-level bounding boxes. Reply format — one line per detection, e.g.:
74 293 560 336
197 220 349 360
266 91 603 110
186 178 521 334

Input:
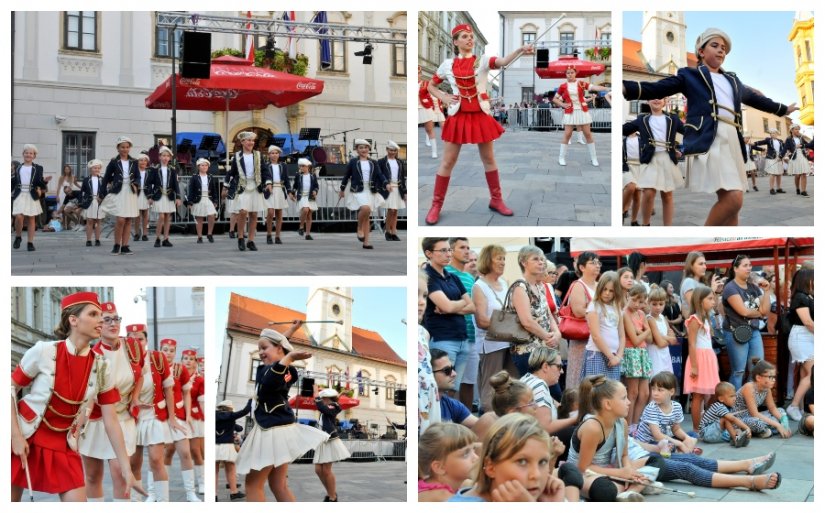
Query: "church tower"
641 11 687 74
305 287 353 352
789 12 814 126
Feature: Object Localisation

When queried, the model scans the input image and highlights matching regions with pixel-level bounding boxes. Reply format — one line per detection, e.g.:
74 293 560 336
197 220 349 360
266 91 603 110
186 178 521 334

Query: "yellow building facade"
788 12 814 126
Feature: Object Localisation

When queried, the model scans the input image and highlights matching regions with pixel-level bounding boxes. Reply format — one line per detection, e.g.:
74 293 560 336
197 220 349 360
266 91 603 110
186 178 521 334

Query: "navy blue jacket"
265 162 292 198
622 113 685 165
377 156 406 197
341 158 388 197
624 65 789 163
227 151 272 199
314 397 342 440
11 162 47 201
253 362 298 429
185 173 220 207
292 172 319 199
146 165 182 201
783 136 811 161
78 175 102 209
216 399 251 444
752 137 786 160
101 157 140 197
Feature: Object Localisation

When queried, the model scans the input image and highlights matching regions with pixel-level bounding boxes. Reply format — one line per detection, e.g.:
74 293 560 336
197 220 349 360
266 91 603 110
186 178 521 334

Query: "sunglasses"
433 365 456 376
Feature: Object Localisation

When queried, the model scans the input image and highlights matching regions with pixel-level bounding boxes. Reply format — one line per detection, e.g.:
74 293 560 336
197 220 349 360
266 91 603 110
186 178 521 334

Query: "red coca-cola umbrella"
535 54 606 79
289 394 360 410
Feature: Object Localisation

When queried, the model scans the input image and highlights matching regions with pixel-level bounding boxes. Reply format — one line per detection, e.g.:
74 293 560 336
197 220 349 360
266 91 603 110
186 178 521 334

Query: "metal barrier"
504 107 612 132
295 438 407 463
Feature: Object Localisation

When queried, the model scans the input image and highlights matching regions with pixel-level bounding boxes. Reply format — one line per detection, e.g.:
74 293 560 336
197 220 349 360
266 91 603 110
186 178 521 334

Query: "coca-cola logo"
296 82 317 90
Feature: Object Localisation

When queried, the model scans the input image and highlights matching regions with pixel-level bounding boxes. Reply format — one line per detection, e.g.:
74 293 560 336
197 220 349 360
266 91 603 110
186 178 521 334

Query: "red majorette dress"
418 80 446 124
11 340 120 494
170 362 193 441
79 337 145 459
135 351 174 446
433 55 505 144
190 373 205 438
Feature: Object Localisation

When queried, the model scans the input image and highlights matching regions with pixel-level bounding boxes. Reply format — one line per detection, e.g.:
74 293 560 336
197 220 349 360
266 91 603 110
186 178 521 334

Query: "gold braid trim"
47 404 78 418
42 416 72 432
236 151 262 193
96 355 108 395
125 338 141 365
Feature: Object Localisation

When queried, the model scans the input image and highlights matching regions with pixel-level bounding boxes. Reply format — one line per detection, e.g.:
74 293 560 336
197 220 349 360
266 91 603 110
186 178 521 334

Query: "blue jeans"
430 339 472 392
724 329 764 389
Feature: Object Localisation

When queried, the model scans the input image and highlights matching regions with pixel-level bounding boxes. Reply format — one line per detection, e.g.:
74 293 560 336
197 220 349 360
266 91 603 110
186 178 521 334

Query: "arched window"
385 375 397 401
358 369 371 397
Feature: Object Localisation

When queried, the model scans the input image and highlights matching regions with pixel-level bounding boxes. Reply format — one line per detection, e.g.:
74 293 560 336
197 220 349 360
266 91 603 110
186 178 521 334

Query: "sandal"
749 472 782 491
734 430 750 448
749 452 777 475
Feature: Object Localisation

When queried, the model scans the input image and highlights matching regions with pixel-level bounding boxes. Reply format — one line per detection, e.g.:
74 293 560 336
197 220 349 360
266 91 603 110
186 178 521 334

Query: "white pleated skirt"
153 195 177 214
235 422 329 474
110 188 139 218
686 122 746 193
232 190 266 213
191 419 205 438
136 191 150 210
624 161 640 187
744 159 757 172
223 197 235 219
216 443 239 463
788 152 809 175
345 190 384 211
638 152 684 192
79 413 137 459
170 418 193 442
312 437 351 464
83 197 106 220
12 191 42 216
385 183 405 210
191 196 217 217
297 194 318 212
419 106 445 124
265 187 289 210
562 109 592 126
764 157 784 176
136 407 173 446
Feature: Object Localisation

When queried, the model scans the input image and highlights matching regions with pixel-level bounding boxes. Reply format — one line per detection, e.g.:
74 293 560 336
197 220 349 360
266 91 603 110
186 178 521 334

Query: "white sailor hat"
768 128 779 135
695 28 732 55
297 158 312 167
158 146 174 156
259 328 294 352
217 400 234 410
238 131 257 141
386 140 400 150
268 145 283 154
354 138 370 148
196 158 211 167
319 388 339 398
790 123 801 131
115 136 133 147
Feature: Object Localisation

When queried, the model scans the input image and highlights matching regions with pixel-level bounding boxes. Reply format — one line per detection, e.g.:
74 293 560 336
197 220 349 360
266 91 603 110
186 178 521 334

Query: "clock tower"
641 11 687 74
306 287 353 351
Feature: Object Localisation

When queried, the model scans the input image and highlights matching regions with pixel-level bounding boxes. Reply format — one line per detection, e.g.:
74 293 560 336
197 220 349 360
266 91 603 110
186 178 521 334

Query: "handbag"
731 323 754 344
558 280 592 340
486 280 532 345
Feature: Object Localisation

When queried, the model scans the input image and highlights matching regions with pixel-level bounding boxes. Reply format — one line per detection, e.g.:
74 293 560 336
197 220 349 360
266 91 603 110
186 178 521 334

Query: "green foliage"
211 48 309 76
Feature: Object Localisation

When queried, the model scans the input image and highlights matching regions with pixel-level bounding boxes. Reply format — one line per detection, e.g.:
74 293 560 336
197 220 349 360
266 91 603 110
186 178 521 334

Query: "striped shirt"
635 400 684 443
519 372 557 420
699 401 732 432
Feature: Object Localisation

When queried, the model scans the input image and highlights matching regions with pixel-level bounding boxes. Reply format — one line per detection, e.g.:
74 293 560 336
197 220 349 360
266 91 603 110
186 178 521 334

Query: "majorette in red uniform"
127 324 179 503
552 67 611 167
424 23 534 225
419 65 446 159
10 292 139 501
182 349 206 494
159 338 201 502
78 301 145 501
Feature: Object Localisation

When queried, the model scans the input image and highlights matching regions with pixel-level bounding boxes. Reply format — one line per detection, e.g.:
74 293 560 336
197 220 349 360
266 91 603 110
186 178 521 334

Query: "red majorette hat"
452 24 472 37
61 291 101 311
126 324 147 334
197 356 204 364
160 338 177 349
100 302 117 313
181 348 198 357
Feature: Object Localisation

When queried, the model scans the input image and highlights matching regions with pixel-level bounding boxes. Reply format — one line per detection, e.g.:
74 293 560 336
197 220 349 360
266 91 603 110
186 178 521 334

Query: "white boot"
424 136 431 147
195 464 205 494
154 480 169 502
431 138 438 159
131 479 143 502
587 143 599 166
144 472 156 502
182 469 202 502
578 131 586 144
558 144 567 166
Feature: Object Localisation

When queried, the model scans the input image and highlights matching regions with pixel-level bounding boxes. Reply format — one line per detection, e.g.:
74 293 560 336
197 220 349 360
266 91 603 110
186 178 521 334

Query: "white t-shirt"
359 160 371 184
301 174 311 195
199 175 209 191
649 114 668 152
585 302 621 354
242 153 254 178
710 73 735 121
473 277 510 354
626 136 640 160
120 159 130 179
271 163 281 182
388 159 399 181
19 165 32 185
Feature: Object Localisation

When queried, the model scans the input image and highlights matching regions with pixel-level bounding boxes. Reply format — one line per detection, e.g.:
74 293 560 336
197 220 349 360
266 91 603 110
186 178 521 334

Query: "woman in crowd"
562 252 600 391
785 268 814 421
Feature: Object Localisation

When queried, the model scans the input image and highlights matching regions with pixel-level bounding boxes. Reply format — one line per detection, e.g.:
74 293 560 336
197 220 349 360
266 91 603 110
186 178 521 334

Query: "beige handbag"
486 280 532 345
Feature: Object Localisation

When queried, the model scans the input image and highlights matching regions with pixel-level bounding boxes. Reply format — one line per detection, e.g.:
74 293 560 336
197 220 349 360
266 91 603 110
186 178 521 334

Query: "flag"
245 11 254 62
313 11 332 70
283 11 297 60
356 369 363 395
344 366 350 390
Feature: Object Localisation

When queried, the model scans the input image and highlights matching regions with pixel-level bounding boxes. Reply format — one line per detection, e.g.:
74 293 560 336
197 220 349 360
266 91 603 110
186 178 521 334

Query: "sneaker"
27 242 35 251
133 233 140 241
86 241 92 247
237 238 246 251
786 404 802 422
801 191 810 197
298 228 304 236
162 239 173 247
305 234 314 240
392 234 401 241
617 491 645 502
777 188 787 193
385 232 392 241
229 492 246 501
770 189 776 195
631 221 640 226
95 240 101 247
229 231 236 239
112 244 121 255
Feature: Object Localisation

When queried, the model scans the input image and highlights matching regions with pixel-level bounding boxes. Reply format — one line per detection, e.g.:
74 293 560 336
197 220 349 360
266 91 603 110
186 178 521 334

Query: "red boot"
426 174 451 225
485 170 513 216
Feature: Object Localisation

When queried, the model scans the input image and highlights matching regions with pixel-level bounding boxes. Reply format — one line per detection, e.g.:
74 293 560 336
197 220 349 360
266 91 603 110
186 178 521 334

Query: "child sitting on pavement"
699 381 752 446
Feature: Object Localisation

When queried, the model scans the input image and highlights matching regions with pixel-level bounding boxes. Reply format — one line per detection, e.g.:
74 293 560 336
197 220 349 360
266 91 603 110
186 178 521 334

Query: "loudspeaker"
393 389 406 406
537 48 549 68
300 377 315 397
181 31 212 79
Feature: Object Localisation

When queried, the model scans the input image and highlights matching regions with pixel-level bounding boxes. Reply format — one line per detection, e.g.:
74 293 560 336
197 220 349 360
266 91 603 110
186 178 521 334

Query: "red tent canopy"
145 55 324 111
289 394 360 411
535 55 606 79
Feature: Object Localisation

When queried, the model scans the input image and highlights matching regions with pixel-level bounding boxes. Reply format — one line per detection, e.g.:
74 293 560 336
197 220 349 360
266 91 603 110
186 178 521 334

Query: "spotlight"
265 35 276 60
354 43 373 65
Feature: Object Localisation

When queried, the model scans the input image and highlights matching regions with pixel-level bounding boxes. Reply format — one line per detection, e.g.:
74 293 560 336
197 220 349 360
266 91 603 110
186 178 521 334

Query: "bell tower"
641 11 687 74
306 287 353 352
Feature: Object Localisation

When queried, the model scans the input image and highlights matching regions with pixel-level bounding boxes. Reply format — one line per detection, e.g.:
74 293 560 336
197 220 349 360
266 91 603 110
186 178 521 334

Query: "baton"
11 388 34 501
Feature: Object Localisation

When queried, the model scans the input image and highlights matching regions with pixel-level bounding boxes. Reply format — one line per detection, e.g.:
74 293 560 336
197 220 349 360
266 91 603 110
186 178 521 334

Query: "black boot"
27 242 35 251
247 240 258 251
266 235 273 244
238 237 246 251
112 244 121 254
154 238 161 247
13 236 21 249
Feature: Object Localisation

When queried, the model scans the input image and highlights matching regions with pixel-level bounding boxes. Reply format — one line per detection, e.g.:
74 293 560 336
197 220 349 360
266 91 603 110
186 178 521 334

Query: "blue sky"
624 12 803 123
214 287 407 361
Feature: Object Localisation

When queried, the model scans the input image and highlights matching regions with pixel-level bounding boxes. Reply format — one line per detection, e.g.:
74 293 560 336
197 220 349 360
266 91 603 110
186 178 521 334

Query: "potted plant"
211 48 309 76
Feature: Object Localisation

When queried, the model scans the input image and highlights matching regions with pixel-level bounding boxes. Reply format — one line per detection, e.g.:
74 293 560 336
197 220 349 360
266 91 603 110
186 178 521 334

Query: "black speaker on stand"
536 48 550 68
181 31 212 79
393 389 406 406
299 377 315 397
